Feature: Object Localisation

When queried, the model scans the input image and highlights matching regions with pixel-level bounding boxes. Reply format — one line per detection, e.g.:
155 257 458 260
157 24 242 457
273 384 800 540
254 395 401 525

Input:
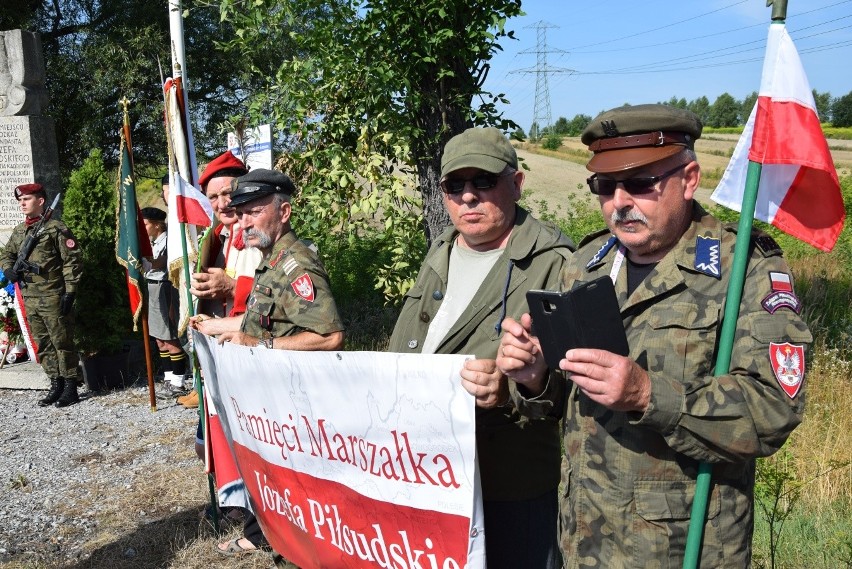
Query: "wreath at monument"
0 268 27 364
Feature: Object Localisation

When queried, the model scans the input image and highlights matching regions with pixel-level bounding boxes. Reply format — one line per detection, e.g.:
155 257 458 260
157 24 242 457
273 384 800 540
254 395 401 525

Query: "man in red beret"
1 183 83 407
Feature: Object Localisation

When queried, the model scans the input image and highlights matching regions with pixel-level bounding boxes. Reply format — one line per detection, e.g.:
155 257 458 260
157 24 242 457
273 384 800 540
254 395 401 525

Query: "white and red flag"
711 23 845 252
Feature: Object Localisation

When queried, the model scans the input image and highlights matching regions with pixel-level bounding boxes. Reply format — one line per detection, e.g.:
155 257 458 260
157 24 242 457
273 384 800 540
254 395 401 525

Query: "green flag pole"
682 2 787 567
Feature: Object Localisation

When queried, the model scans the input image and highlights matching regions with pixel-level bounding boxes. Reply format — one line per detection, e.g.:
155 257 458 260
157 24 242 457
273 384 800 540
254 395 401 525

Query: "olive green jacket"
516 203 812 568
240 230 343 339
389 207 574 501
1 219 82 297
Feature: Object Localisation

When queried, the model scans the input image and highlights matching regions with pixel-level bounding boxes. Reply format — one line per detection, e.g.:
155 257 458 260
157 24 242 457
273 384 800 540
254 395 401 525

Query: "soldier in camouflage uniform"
1 183 83 407
497 105 812 567
197 168 344 556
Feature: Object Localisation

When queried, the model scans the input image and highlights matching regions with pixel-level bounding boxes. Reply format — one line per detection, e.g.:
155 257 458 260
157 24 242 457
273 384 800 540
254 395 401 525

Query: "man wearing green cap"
497 104 812 566
192 168 345 557
389 127 573 568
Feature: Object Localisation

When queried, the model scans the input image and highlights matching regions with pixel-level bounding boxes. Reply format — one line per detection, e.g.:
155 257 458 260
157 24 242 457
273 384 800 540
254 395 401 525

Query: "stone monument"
0 29 61 248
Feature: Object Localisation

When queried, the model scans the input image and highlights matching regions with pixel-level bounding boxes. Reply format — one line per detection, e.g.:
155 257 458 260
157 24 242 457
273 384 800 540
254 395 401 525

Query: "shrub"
63 149 132 355
541 133 563 151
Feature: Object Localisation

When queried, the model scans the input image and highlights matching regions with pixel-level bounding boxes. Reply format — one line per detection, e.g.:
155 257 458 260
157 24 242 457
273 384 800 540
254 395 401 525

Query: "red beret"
14 183 44 199
198 151 248 191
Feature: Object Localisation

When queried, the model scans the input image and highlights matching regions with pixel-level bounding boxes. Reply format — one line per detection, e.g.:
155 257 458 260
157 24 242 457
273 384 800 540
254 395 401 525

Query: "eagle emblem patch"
291 273 315 302
769 342 805 398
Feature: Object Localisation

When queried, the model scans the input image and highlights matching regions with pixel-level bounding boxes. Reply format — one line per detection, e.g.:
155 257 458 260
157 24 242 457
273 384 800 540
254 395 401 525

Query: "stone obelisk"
0 29 59 248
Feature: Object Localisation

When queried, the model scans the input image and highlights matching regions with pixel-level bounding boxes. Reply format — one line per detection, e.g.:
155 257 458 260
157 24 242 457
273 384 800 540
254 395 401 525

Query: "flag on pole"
711 23 845 252
115 123 153 330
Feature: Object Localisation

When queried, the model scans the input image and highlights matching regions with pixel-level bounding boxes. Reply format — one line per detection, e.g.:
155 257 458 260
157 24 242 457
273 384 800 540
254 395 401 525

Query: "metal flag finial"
766 0 788 21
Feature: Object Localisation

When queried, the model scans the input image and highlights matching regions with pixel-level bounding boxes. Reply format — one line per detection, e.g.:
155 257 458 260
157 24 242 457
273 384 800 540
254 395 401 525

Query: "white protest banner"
193 332 484 569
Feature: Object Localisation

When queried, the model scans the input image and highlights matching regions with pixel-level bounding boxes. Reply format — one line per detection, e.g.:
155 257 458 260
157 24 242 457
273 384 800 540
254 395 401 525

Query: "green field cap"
441 127 518 178
581 104 703 173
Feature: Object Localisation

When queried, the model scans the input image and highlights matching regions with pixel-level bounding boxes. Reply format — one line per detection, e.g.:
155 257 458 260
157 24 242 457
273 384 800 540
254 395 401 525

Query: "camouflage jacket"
389 207 574 501
240 230 343 339
515 203 812 568
1 218 82 297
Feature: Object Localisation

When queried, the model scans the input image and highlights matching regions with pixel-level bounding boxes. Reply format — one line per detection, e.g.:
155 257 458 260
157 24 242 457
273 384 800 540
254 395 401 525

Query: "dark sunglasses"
587 162 689 196
440 172 509 194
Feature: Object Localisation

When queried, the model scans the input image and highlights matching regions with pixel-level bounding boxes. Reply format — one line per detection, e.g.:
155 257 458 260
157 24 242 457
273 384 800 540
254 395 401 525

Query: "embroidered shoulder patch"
769 342 805 398
694 236 721 278
291 273 315 302
762 271 801 313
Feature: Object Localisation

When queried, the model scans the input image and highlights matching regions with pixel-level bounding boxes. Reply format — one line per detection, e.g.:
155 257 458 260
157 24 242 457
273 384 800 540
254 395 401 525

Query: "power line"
509 20 576 138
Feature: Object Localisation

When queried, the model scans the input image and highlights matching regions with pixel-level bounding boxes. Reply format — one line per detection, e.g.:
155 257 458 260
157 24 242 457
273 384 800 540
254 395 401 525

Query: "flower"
0 268 22 345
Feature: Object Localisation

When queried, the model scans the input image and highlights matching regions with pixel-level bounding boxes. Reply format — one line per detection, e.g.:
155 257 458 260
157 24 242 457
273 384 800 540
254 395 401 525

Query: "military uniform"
516 203 812 567
1 217 83 388
240 230 343 341
390 207 573 568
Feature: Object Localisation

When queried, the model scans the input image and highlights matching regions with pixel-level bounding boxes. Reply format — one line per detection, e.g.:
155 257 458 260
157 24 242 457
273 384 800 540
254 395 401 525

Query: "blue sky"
484 0 852 131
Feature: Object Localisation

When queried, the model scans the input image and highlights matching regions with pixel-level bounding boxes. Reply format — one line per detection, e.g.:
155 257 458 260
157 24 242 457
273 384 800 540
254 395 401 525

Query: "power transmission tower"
511 21 575 140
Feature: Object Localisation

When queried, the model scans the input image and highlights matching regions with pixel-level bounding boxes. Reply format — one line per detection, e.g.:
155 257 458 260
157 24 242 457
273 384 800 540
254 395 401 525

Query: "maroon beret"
197 151 248 191
14 183 45 199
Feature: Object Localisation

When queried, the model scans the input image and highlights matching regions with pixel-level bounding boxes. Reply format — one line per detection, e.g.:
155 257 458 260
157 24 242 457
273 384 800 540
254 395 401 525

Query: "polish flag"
169 171 213 227
711 23 845 252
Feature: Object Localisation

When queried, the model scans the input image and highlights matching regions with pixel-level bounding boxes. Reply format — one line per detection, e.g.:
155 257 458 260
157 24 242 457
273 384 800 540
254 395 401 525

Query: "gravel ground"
0 379 201 567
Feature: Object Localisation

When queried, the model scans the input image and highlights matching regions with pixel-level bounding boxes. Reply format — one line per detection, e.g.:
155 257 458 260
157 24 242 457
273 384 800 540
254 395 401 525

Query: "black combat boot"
54 378 80 407
38 377 65 407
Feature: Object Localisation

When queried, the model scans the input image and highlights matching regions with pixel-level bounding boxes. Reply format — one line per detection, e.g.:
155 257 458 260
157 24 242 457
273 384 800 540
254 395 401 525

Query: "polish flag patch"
291 273 315 302
769 271 793 292
769 342 805 398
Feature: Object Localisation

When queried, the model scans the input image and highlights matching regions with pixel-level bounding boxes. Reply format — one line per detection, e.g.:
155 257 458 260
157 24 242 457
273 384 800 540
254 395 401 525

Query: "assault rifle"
13 193 61 286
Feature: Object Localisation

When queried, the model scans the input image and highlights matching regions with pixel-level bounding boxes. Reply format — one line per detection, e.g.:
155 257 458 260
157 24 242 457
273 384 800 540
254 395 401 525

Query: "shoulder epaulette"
753 232 783 257
577 227 611 249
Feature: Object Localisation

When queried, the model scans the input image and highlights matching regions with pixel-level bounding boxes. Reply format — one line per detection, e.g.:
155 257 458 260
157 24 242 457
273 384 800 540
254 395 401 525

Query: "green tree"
831 91 852 127
663 96 687 109
218 0 523 249
7 0 263 177
812 89 832 123
741 91 758 124
566 114 592 136
688 96 711 125
552 116 569 135
708 92 740 128
511 126 526 141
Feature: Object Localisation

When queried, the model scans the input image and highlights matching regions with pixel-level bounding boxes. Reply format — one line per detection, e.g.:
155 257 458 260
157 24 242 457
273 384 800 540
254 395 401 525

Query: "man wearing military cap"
193 168 344 556
497 104 812 566
389 127 573 568
1 183 83 407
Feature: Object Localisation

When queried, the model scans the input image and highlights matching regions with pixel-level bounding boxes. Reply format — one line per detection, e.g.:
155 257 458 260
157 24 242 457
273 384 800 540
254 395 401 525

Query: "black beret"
229 169 296 207
581 104 703 173
140 207 167 222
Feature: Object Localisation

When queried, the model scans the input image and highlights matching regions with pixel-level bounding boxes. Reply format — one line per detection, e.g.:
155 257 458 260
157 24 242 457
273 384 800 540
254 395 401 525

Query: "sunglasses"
587 162 689 196
440 172 509 194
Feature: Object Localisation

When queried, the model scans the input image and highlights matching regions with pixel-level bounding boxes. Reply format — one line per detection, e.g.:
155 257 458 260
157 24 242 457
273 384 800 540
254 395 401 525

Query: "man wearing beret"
1 183 83 407
389 127 573 568
177 151 262 405
497 104 812 566
194 168 345 556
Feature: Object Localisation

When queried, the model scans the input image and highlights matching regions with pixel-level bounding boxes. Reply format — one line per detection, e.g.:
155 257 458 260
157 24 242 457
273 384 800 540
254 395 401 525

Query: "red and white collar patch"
769 342 805 399
291 273 315 302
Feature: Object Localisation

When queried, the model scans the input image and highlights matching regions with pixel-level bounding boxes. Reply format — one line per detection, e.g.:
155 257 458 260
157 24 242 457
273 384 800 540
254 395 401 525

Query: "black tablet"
526 276 629 369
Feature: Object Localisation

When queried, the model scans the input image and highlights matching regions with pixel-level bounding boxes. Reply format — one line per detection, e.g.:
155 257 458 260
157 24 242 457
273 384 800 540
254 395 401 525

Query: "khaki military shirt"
1 219 82 297
240 230 343 339
389 207 574 501
516 203 812 567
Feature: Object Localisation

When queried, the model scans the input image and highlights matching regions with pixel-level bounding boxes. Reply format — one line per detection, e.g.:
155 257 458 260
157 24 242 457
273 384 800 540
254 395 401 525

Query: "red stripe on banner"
175 195 212 226
126 277 142 318
772 167 846 252
232 443 471 569
748 98 834 171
